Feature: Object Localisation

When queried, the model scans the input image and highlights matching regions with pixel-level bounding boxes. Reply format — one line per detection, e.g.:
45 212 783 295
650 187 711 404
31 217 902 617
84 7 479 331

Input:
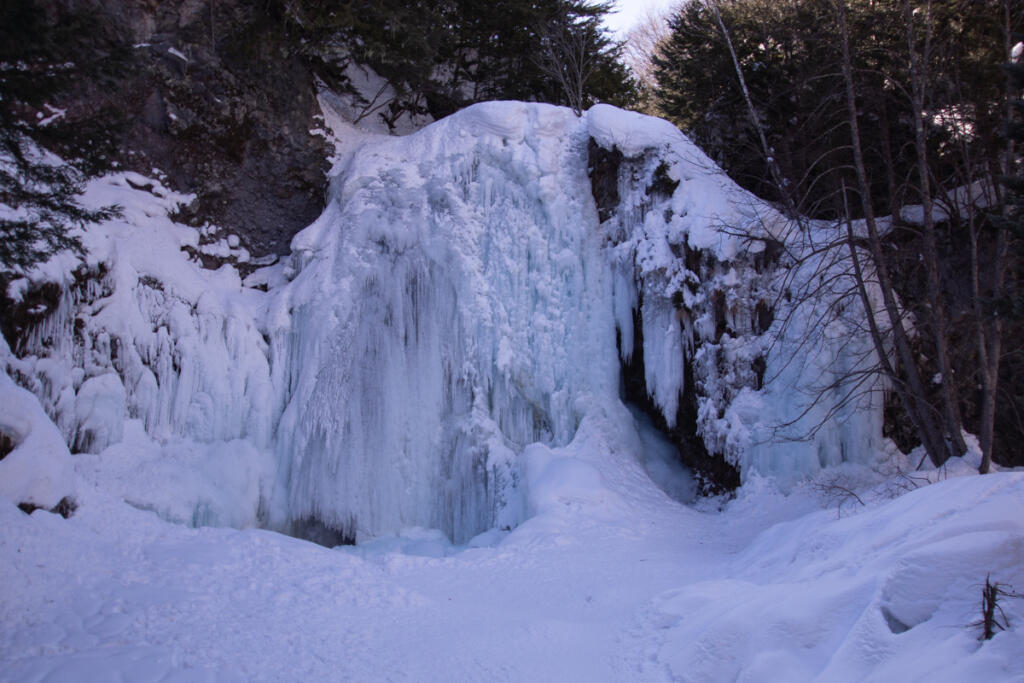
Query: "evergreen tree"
0 0 123 277
652 0 907 219
652 0 1011 221
281 0 635 123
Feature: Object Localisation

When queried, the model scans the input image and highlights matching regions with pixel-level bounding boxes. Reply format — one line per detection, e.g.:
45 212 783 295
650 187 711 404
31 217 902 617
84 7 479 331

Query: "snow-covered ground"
3 436 1022 681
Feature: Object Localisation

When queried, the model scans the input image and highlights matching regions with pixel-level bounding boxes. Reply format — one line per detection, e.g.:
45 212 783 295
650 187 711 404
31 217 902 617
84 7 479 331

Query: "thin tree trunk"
709 0 799 219
835 0 949 466
903 0 967 457
967 185 1003 473
978 329 1002 473
842 187 933 454
877 99 900 221
979 0 1019 475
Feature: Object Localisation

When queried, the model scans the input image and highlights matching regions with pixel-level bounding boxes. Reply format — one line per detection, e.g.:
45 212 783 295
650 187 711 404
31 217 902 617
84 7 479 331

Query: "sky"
604 0 679 37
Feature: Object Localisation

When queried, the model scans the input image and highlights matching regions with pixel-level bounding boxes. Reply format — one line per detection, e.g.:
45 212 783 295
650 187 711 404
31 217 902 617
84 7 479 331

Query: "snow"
4 171 278 528
899 179 995 225
71 373 126 454
5 100 886 542
2 99 1023 680
316 64 433 136
630 405 697 503
1 430 1021 680
0 366 75 509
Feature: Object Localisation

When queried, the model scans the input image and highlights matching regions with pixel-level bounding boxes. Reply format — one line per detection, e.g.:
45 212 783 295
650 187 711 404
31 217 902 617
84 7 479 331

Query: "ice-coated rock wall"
3 102 886 542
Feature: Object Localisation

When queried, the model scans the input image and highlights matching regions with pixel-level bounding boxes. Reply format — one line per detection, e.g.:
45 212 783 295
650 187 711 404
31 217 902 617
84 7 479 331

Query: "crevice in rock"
619 298 741 495
287 516 357 548
588 138 623 224
590 136 742 495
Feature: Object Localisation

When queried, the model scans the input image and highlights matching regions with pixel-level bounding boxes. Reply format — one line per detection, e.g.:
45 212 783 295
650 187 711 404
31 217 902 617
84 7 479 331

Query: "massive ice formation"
268 103 623 541
3 103 885 542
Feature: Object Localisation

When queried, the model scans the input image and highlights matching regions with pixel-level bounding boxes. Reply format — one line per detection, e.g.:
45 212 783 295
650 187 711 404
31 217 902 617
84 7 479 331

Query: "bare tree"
535 11 600 115
622 7 672 114
834 0 953 467
708 0 799 220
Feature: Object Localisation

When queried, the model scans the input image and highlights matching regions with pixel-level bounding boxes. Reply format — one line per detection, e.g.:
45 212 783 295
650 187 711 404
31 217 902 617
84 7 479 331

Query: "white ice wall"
267 103 622 542
4 173 278 525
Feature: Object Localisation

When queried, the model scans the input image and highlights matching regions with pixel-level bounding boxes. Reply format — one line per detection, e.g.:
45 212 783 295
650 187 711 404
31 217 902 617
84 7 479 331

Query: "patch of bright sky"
603 0 679 37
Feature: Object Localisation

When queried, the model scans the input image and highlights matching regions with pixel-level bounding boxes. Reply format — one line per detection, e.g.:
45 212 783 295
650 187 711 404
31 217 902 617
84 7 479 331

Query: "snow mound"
0 369 75 509
650 473 1024 682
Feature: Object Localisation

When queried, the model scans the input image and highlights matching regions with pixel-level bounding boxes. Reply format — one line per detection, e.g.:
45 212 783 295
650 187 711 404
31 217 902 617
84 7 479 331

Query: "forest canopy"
648 0 1023 469
278 0 637 123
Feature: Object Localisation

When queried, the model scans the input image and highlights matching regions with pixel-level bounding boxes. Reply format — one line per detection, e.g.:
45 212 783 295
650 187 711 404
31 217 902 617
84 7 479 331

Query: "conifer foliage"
0 1 123 277
281 0 635 123
651 0 1014 222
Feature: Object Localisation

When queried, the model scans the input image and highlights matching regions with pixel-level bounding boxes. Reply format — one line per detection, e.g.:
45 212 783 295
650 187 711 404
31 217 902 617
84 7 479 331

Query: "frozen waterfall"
4 102 887 543
263 101 807 542
268 103 624 542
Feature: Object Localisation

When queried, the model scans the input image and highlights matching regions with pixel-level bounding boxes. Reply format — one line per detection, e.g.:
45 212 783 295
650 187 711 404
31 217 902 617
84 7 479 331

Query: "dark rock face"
619 300 742 494
48 0 331 257
588 139 623 224
588 138 776 494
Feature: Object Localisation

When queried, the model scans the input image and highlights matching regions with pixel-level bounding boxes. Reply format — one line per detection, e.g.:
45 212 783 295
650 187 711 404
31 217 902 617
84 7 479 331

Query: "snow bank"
1 433 1019 681
5 173 277 528
651 473 1024 682
0 369 75 509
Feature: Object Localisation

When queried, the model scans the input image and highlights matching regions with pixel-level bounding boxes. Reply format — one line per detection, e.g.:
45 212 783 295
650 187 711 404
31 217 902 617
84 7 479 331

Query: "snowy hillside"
2 102 1021 681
